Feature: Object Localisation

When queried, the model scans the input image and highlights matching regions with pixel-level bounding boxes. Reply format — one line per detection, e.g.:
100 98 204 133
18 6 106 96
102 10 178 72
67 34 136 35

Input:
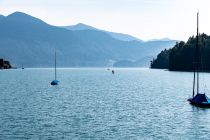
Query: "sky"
0 0 210 41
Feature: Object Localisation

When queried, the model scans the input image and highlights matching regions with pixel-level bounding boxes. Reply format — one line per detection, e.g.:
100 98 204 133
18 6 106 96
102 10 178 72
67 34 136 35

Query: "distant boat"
188 12 210 107
51 50 59 85
112 70 115 74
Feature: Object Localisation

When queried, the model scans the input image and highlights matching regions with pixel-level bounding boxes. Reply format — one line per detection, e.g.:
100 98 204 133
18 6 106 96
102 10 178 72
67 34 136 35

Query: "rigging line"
199 34 204 92
201 36 208 93
196 12 199 94
55 49 57 80
201 36 204 92
193 12 199 96
193 42 196 97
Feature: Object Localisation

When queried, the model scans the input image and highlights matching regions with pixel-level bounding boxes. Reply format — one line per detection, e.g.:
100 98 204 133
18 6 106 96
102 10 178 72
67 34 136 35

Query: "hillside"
0 12 176 68
63 23 142 42
151 34 210 71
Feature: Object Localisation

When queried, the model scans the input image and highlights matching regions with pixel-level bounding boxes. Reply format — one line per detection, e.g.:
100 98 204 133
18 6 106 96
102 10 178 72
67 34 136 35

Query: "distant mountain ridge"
148 38 173 42
0 12 176 68
63 23 143 42
64 23 97 30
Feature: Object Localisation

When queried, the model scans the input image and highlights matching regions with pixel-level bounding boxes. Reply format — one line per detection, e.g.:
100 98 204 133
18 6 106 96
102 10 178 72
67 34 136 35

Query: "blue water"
1 68 210 139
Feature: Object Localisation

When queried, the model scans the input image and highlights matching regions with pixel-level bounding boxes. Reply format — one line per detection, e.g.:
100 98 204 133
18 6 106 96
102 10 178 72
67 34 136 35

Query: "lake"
1 68 210 139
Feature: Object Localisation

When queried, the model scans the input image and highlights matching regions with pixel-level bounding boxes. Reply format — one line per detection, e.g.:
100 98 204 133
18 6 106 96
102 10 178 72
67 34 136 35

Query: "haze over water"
1 68 210 139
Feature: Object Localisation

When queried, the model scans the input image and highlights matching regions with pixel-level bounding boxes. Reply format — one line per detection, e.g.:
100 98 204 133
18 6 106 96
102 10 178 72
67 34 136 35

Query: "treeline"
150 33 210 71
0 58 12 69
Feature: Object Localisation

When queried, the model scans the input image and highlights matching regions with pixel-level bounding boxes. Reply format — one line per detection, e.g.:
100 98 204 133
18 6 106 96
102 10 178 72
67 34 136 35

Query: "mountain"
63 23 143 42
63 23 97 30
106 31 142 42
113 56 153 67
0 12 176 68
148 38 173 42
150 34 210 71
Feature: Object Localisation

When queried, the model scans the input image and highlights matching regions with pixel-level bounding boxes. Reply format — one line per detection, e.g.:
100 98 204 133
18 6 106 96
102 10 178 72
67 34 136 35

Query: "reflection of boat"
51 50 59 85
188 12 210 107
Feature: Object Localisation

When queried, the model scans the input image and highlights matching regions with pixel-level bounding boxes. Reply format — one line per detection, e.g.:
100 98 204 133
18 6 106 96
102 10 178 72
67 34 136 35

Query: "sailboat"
51 50 59 85
22 64 24 69
187 12 210 107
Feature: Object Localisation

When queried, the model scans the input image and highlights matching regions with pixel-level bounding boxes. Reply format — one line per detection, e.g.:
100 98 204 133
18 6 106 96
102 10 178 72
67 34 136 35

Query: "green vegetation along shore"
0 58 12 69
150 33 210 71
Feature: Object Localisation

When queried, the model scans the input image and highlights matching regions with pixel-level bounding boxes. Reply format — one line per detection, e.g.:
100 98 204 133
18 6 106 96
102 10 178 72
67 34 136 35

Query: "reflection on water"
1 68 210 139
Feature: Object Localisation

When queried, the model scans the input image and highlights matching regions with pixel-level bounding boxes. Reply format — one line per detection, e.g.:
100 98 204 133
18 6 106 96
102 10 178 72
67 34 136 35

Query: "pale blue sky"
0 0 210 41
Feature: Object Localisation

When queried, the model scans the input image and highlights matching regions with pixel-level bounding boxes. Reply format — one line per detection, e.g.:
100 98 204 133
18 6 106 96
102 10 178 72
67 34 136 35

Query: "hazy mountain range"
0 12 176 67
63 23 143 42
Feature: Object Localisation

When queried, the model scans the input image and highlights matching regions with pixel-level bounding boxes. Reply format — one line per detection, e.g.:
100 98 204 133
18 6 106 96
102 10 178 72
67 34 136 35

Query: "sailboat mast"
55 50 57 80
196 12 199 94
193 69 195 97
193 12 199 97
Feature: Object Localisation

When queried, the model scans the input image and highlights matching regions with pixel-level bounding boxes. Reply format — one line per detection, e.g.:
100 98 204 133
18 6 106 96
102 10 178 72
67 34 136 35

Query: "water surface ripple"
1 68 210 139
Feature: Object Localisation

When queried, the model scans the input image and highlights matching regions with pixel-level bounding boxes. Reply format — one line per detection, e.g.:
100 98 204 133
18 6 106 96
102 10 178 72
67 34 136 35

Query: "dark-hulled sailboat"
51 50 59 85
187 12 210 107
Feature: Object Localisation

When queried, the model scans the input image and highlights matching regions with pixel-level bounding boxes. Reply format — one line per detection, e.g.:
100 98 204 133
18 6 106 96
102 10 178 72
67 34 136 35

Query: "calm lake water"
1 68 210 139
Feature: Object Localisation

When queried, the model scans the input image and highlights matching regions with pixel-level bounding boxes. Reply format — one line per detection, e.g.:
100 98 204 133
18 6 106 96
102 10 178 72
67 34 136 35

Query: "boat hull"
188 98 210 108
51 80 59 85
